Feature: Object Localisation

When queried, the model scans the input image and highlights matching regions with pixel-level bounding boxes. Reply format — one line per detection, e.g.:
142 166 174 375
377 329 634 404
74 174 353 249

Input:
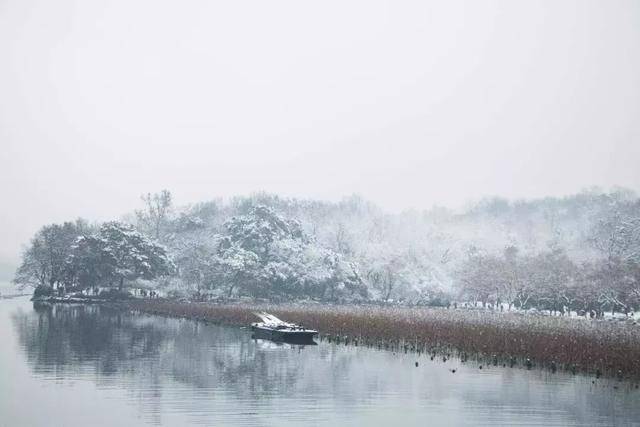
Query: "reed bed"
129 299 640 380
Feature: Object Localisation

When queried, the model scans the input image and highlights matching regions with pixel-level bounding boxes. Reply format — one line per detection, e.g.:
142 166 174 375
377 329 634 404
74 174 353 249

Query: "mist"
1 0 639 266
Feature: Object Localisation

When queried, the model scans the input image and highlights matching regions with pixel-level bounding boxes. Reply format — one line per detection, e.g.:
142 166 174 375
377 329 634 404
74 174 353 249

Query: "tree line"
13 188 640 312
457 246 640 316
14 220 173 297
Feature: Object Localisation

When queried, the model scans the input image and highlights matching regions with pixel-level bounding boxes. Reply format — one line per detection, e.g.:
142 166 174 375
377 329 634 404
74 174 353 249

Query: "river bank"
128 299 640 381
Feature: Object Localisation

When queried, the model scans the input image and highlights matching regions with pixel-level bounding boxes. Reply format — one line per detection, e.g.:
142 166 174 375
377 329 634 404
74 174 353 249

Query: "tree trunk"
119 277 124 292
227 283 235 298
384 284 392 302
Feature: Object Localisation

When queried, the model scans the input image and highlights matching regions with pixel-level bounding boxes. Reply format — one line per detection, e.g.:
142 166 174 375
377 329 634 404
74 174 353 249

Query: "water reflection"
19 302 167 376
3 298 640 426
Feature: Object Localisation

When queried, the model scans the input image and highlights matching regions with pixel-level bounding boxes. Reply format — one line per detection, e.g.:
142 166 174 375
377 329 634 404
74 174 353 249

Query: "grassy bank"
129 299 640 380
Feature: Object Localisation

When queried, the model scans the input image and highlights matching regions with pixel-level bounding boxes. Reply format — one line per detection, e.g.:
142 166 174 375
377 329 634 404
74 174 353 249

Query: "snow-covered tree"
211 206 366 300
92 222 175 291
589 201 640 262
67 234 112 291
135 190 173 241
169 242 215 297
13 220 91 289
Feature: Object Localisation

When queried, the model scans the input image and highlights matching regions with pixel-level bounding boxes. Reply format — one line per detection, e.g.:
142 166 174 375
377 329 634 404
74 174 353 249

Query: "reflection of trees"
164 321 385 407
12 302 364 403
13 303 168 376
11 302 640 425
166 320 315 396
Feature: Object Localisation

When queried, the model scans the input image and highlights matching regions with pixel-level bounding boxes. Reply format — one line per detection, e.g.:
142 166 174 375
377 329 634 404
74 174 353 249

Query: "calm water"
1 298 639 427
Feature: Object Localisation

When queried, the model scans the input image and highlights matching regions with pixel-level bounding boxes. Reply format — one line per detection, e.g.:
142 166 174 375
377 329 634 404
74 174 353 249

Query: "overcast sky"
1 0 639 265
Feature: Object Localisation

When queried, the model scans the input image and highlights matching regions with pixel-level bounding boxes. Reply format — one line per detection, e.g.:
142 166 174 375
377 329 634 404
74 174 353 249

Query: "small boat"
251 312 318 343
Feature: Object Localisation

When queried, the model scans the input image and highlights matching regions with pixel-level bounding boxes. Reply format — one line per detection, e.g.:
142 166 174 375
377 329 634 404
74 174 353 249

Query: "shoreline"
128 299 640 381
0 293 31 300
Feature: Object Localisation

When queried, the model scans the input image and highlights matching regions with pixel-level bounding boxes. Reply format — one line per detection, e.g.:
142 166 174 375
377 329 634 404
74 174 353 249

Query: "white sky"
1 0 639 264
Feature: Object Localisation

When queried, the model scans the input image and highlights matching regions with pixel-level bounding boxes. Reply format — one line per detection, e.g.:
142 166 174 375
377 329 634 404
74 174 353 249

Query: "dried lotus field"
129 299 640 380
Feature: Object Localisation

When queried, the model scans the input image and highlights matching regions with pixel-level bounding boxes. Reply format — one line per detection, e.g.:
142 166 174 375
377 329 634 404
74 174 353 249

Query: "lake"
1 297 638 427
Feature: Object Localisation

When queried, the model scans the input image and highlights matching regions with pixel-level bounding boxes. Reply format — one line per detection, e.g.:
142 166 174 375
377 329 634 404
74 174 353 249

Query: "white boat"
251 312 318 343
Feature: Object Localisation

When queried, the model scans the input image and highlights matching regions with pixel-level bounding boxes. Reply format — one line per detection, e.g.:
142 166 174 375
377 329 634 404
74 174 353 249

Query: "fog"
1 0 639 266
